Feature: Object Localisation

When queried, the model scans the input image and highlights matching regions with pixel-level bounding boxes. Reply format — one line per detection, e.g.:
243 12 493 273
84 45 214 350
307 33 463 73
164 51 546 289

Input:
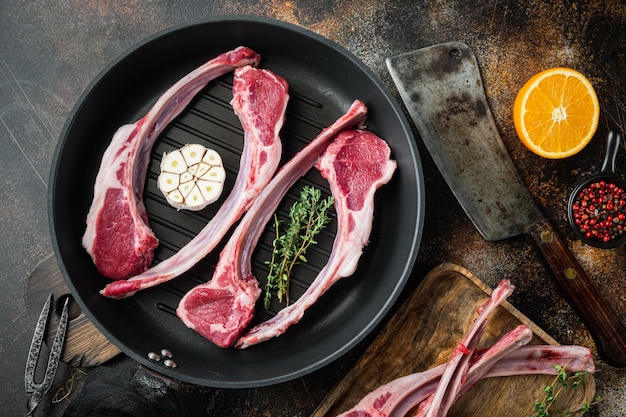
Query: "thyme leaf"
263 186 334 309
528 363 600 417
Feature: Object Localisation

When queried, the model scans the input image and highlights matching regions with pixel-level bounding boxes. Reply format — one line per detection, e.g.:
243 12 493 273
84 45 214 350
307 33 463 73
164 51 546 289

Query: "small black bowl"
568 131 626 249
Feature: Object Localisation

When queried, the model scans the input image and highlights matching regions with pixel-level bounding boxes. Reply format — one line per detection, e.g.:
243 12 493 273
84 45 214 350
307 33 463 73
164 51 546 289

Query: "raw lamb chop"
176 100 369 348
83 46 261 280
236 128 397 348
100 64 289 297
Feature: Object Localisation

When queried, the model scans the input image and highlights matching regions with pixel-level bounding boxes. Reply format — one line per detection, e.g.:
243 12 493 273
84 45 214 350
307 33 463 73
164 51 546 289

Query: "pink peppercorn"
571 180 626 244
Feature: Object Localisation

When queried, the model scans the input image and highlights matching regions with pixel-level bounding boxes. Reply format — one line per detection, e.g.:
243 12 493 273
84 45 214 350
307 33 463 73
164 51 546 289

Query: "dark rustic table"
1 1 624 416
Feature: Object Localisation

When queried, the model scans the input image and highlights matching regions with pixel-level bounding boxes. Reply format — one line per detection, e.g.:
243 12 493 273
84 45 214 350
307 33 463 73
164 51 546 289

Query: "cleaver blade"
387 42 541 241
387 41 626 367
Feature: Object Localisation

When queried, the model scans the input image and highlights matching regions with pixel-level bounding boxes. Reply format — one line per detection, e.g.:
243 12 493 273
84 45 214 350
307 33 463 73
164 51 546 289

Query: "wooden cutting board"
311 263 595 417
25 254 121 367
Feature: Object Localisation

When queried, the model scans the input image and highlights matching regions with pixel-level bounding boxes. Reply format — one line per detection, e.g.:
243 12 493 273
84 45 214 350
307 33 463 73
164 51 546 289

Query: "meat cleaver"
386 41 626 367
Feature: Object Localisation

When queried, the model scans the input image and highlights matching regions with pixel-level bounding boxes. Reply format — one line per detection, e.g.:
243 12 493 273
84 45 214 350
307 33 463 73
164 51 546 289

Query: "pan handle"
599 131 622 176
525 217 626 367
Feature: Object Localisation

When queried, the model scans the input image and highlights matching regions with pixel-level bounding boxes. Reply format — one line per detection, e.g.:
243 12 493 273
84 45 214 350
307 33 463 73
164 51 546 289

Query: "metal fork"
25 294 69 416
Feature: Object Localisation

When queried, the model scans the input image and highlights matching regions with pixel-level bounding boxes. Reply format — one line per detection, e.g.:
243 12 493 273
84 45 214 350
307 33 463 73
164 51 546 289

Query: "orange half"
513 67 600 159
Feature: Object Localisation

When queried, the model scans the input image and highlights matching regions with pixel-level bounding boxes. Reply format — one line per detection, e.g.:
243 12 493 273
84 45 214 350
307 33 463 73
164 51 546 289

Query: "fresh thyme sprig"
529 364 601 417
263 186 334 309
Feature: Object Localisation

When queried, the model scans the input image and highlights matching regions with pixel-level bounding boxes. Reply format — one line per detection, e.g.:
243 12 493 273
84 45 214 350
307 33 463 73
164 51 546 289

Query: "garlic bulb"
157 144 225 211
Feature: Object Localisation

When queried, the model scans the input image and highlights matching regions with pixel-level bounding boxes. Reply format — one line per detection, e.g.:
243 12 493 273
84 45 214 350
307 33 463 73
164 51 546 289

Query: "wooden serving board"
25 254 121 367
311 263 595 417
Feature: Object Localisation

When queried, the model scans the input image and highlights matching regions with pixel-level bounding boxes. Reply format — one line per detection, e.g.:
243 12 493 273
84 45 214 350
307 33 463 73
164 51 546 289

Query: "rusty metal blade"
386 41 542 241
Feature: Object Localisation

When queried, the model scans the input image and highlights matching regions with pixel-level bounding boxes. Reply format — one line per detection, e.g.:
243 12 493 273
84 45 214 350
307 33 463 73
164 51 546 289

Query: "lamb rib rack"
337 280 595 417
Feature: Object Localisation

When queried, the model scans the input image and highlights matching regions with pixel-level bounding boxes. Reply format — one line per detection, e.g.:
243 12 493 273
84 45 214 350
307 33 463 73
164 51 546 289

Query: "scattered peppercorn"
571 180 626 244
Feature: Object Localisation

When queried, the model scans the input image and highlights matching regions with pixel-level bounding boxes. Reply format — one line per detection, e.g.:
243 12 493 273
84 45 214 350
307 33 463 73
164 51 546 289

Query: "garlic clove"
161 150 187 174
179 181 195 199
184 185 205 207
167 189 184 204
202 148 222 166
197 179 223 204
201 166 226 183
193 162 212 178
157 172 180 193
180 144 206 166
180 171 194 184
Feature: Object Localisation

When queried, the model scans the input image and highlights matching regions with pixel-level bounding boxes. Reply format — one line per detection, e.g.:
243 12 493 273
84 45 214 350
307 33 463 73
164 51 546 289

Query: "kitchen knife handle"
525 217 626 367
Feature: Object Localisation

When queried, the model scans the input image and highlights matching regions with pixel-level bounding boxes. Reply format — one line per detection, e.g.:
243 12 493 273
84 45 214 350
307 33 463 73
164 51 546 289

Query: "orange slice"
513 67 599 159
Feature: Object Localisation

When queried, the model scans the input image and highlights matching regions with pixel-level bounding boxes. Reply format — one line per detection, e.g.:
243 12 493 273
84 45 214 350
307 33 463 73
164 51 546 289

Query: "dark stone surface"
1 1 624 416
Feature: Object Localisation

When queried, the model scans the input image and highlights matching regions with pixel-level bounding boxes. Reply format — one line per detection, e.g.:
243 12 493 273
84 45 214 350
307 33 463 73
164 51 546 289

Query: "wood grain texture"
25 254 121 368
311 263 595 417
525 218 626 367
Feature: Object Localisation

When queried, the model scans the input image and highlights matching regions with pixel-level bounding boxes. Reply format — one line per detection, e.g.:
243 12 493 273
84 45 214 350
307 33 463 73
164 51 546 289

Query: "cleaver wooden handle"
525 217 626 367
